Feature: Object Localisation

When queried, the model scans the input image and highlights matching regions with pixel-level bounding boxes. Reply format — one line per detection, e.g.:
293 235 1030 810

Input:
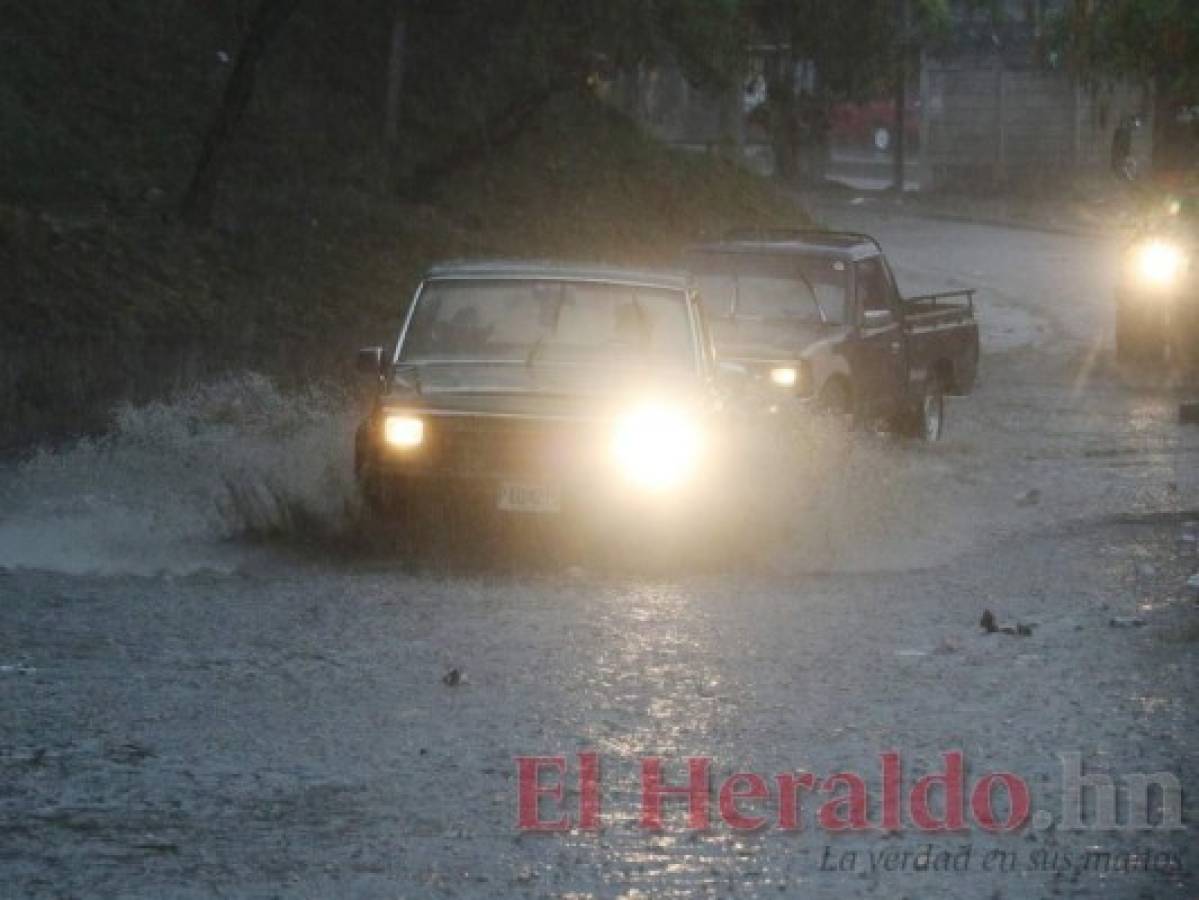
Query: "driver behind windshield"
401 279 694 369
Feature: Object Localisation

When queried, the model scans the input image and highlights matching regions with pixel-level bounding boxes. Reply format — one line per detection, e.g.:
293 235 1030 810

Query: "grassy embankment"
0 3 805 451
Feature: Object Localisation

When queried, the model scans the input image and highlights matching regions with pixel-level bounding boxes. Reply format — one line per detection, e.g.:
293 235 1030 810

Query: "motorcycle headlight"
611 405 702 491
1133 241 1187 288
383 414 424 448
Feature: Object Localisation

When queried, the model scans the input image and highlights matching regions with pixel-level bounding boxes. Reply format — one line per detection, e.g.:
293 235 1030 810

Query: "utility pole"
893 0 910 194
384 0 409 151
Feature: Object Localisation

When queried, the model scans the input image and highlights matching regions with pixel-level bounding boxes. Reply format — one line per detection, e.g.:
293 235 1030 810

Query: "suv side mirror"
862 308 894 330
356 346 385 375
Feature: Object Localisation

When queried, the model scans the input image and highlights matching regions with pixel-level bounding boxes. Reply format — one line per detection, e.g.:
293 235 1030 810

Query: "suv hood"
382 363 705 419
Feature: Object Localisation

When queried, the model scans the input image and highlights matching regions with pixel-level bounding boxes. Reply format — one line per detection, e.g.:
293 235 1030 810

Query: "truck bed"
903 290 979 396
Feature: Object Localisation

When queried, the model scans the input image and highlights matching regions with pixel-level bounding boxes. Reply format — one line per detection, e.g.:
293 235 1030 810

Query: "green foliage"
0 0 224 204
746 0 950 102
1049 0 1199 99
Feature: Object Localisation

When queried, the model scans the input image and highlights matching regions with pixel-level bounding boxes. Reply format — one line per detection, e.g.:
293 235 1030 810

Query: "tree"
178 0 750 214
386 0 747 189
745 0 947 183
1050 0 1199 170
181 0 301 224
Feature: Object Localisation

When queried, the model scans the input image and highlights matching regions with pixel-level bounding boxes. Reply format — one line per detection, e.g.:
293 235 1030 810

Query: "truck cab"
685 230 979 440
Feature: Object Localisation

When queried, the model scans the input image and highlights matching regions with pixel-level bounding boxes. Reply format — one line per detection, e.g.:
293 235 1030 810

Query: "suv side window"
854 257 896 320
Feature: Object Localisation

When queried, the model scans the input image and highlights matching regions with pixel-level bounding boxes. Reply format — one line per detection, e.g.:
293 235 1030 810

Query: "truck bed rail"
904 289 976 314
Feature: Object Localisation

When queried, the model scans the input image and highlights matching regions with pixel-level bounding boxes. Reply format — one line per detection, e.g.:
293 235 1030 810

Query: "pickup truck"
685 230 979 440
354 261 765 548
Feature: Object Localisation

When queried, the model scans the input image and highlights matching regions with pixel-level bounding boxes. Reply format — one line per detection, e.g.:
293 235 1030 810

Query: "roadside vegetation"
0 1 804 450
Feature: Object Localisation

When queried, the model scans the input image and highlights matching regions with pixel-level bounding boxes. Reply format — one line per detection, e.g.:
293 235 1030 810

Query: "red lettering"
880 751 902 832
719 773 769 831
818 772 870 831
516 756 571 831
641 757 710 830
776 772 818 831
971 772 1030 832
910 751 966 832
578 752 602 830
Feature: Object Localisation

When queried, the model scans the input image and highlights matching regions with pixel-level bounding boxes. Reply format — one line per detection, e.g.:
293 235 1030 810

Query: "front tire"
818 379 855 432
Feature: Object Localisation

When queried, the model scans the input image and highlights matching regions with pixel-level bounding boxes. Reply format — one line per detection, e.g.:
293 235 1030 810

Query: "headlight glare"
611 405 701 491
1134 241 1186 288
770 367 798 387
383 414 424 448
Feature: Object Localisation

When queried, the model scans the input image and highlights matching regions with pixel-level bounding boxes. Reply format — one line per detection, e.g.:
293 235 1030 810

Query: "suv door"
850 255 908 420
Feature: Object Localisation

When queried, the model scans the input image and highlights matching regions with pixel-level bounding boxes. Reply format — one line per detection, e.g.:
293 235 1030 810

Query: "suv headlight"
770 367 798 387
768 362 812 395
611 405 702 491
383 414 424 448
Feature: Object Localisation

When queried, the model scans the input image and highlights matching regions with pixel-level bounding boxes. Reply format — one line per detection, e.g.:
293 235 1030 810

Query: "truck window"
687 251 848 325
854 257 895 318
686 254 737 319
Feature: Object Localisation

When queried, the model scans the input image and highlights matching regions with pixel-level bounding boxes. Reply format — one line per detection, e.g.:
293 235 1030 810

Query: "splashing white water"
0 375 359 576
741 415 988 575
0 374 999 578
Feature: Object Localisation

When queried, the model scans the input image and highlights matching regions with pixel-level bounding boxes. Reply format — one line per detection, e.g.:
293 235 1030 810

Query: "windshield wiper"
526 287 567 369
394 363 423 395
525 333 547 369
795 271 828 324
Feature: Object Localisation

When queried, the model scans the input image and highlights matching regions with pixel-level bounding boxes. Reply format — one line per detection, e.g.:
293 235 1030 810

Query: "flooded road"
1 204 1196 897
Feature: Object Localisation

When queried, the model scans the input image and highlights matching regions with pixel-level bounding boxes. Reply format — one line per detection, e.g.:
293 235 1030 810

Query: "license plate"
497 481 561 514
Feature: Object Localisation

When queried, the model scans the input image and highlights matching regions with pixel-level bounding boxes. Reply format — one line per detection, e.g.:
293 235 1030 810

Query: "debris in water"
1016 489 1042 508
998 623 1033 637
1179 402 1199 425
442 668 463 687
1109 616 1146 628
980 610 1033 636
1186 574 1199 596
106 742 156 765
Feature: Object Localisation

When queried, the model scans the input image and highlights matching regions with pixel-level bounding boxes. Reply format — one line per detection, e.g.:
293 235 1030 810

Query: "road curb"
800 189 1120 240
895 207 1118 240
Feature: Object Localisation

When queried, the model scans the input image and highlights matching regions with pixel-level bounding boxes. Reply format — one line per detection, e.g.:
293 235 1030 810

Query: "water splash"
0 375 999 577
0 375 359 576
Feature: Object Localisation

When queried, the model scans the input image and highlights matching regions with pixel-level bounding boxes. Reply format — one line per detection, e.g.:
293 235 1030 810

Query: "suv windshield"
688 252 848 325
400 279 695 369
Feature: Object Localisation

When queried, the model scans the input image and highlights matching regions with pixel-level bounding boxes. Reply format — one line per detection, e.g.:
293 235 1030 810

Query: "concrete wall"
604 61 775 175
921 50 1150 190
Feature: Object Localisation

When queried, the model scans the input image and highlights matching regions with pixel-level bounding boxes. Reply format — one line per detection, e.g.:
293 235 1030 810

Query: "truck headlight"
1133 241 1187 288
611 405 701 491
770 367 798 387
383 414 424 448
